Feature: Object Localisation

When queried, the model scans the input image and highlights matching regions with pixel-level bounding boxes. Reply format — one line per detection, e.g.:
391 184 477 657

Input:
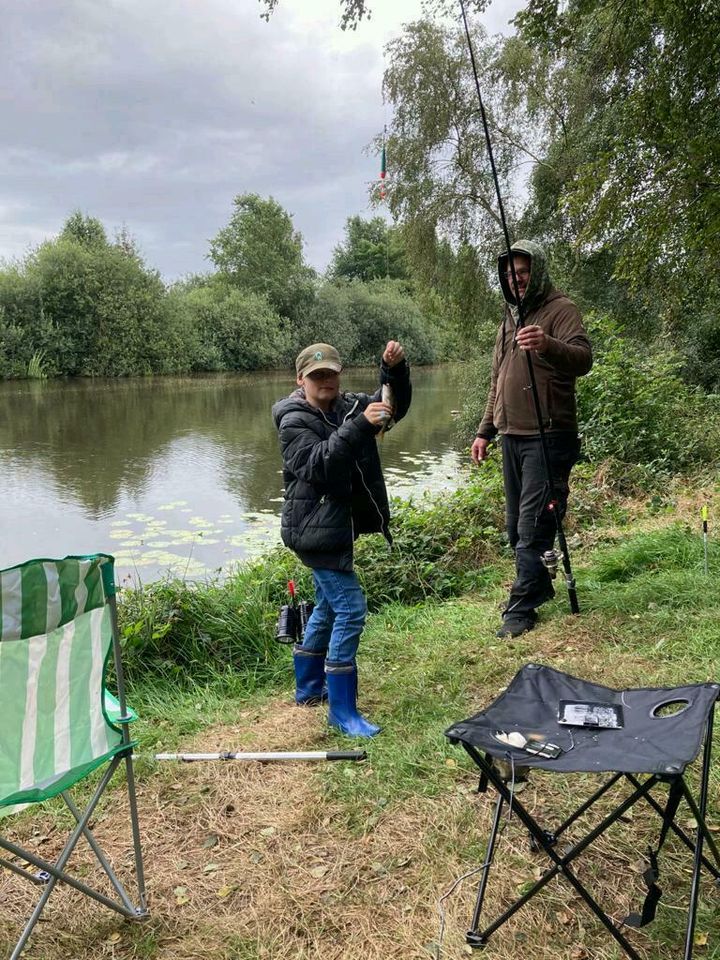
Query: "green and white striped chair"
0 554 147 959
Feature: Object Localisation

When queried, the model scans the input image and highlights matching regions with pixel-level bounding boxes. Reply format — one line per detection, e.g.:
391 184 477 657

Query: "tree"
0 214 191 378
60 211 108 248
208 194 315 319
259 0 372 30
180 280 288 371
401 220 499 352
328 216 407 281
511 0 720 311
257 0 491 31
380 18 540 264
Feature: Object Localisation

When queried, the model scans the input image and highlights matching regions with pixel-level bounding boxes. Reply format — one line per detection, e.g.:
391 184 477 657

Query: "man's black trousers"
501 432 581 622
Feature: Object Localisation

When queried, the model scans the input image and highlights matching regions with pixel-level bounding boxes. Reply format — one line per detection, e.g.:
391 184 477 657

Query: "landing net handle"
156 750 367 763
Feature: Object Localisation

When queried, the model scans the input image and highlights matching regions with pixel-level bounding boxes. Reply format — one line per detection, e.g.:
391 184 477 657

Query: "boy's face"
298 368 340 411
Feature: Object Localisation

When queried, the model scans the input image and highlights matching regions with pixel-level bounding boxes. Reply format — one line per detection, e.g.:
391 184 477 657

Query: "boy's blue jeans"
299 569 367 662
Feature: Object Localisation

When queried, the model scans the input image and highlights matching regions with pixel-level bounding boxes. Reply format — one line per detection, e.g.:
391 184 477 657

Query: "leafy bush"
297 282 359 359
303 279 439 366
344 279 439 365
0 215 200 378
577 314 720 487
180 280 287 371
119 566 287 685
356 466 506 606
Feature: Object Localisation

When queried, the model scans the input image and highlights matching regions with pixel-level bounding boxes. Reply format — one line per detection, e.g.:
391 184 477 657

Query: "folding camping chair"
0 554 147 960
445 663 720 959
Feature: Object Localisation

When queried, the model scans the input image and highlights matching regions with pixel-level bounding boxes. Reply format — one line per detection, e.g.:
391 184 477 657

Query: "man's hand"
383 340 405 367
515 325 547 353
363 401 394 429
471 437 491 465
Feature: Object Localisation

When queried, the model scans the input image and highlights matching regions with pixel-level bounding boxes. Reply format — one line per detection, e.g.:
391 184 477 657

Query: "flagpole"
380 127 389 278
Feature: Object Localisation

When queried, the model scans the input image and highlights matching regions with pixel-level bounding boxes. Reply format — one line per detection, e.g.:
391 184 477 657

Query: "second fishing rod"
459 0 580 614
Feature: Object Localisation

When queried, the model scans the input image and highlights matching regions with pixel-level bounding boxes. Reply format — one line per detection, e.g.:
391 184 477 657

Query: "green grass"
6 483 720 960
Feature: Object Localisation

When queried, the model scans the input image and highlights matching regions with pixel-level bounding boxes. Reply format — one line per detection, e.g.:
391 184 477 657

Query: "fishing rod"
459 0 580 614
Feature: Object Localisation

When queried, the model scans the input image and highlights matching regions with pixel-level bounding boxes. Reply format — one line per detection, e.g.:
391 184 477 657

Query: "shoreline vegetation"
3 463 719 959
0 208 454 384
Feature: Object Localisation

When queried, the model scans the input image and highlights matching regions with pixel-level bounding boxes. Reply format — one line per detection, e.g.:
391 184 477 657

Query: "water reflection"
0 366 466 580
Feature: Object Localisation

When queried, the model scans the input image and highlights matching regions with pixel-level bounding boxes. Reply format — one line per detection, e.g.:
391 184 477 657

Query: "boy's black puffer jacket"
271 360 411 571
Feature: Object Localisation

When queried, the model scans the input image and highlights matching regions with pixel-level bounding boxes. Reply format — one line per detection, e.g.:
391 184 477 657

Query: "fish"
378 382 396 438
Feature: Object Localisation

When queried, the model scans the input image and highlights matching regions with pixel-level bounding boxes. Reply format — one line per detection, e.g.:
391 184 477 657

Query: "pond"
0 365 469 583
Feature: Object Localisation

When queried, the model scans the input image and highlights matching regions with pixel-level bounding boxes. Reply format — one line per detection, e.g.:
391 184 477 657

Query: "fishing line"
458 0 580 614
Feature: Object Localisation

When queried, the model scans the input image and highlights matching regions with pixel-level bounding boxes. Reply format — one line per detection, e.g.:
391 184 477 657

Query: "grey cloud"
0 0 525 277
0 0 385 277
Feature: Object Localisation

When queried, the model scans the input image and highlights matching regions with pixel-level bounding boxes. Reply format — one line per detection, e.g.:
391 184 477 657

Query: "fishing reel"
542 549 560 579
275 604 299 644
275 580 314 644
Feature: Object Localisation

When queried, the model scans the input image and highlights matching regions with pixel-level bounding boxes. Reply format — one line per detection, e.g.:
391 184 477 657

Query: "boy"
272 341 411 738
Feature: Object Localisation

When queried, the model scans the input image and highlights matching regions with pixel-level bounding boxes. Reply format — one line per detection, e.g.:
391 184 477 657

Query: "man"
272 341 411 737
471 240 592 638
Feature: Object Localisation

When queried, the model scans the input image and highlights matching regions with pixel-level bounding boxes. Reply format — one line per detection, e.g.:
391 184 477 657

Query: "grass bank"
2 472 719 960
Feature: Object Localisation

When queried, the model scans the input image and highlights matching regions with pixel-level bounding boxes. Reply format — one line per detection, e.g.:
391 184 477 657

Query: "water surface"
0 366 467 582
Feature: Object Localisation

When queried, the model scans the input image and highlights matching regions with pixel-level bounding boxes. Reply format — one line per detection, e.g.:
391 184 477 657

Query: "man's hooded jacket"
477 240 592 440
272 360 411 571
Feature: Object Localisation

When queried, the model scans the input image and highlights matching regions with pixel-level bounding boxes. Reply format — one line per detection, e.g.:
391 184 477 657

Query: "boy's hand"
383 341 405 367
363 401 394 428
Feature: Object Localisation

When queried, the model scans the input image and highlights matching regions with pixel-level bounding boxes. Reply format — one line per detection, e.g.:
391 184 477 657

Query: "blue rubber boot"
326 661 381 738
293 646 327 705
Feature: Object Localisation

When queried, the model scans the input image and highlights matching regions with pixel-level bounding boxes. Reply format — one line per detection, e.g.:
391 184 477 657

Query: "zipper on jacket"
318 397 384 548
338 397 389 543
297 495 326 535
342 399 359 423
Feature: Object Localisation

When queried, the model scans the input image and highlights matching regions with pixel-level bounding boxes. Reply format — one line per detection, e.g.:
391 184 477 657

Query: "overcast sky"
0 0 525 281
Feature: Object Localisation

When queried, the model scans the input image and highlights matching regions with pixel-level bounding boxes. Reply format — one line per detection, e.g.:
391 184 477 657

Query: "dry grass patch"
3 688 714 960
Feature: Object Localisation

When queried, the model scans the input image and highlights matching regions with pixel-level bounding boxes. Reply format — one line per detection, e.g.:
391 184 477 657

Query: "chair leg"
64 786 143 916
123 748 149 913
467 791 504 947
625 773 720 880
463 745 656 959
5 759 138 960
683 713 715 960
9 771 108 960
109 590 149 912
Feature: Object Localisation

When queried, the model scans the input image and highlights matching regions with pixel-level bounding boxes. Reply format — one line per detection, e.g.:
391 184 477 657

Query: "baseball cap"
295 343 343 378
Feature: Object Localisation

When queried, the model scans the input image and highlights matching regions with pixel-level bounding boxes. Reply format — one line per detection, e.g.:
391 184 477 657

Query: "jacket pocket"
297 495 326 539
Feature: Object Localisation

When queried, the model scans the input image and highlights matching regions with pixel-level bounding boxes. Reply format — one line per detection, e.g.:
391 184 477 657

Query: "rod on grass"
458 0 580 614
155 750 367 763
702 505 709 575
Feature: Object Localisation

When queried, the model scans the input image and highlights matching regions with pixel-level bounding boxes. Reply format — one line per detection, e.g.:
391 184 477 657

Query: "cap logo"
314 351 323 360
